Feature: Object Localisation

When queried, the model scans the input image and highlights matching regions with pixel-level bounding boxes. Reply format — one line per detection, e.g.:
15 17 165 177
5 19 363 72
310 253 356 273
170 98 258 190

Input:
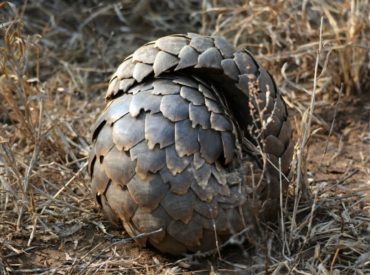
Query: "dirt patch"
308 94 370 186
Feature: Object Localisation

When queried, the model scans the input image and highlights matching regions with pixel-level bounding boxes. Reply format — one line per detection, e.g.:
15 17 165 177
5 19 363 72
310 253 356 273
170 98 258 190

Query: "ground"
2 96 369 274
0 1 369 274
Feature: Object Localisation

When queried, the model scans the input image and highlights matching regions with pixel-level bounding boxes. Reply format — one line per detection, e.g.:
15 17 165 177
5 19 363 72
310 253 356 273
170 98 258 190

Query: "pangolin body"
88 33 293 255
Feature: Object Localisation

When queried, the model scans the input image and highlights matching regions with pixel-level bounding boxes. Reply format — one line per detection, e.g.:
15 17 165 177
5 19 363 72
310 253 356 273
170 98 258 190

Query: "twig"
279 158 291 259
320 83 343 165
18 98 44 231
39 162 87 216
291 16 324 234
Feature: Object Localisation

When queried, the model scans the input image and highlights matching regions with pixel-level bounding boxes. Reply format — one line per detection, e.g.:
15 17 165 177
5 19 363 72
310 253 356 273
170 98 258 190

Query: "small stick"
279 158 291 258
320 83 343 166
18 98 43 231
291 16 324 234
40 162 87 216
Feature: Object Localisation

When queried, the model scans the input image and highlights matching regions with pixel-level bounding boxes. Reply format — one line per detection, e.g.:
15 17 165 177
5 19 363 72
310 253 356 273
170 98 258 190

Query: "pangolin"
88 33 293 255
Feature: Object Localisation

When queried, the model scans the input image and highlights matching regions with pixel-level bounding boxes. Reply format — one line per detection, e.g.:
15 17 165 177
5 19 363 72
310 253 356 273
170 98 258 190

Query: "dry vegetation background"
0 0 369 274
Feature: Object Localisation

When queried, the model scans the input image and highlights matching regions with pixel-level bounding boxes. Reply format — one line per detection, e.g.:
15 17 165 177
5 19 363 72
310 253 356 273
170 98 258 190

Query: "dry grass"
0 0 369 274
203 0 369 96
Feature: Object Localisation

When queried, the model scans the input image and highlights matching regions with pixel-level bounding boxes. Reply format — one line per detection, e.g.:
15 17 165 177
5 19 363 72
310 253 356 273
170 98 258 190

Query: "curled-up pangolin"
88 33 294 255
